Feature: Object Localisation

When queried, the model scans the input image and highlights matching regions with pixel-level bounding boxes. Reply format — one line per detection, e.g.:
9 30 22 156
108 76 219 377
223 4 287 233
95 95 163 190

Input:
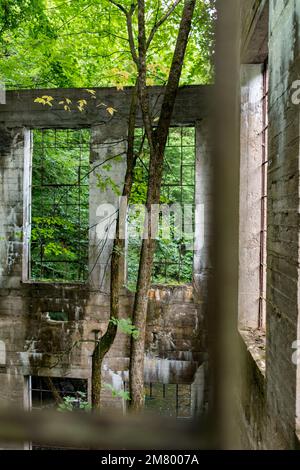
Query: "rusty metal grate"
258 61 268 329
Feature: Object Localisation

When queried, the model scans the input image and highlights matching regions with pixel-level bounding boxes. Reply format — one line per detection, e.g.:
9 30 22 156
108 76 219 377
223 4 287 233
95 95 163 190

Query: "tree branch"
137 0 154 152
108 0 127 14
155 0 196 151
126 3 139 65
108 1 139 65
146 0 183 49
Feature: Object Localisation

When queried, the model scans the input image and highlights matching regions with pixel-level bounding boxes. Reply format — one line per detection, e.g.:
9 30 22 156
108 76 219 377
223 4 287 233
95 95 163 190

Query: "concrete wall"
0 86 211 129
266 0 300 448
241 0 268 63
237 0 300 449
0 85 210 431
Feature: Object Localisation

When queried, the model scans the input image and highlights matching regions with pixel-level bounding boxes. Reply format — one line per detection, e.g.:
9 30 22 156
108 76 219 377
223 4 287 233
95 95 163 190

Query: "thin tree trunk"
129 0 196 412
46 376 63 406
91 339 102 410
91 85 138 410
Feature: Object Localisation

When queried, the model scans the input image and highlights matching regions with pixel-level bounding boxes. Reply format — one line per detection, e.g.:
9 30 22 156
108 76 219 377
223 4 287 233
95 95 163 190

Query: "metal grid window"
144 383 192 418
30 129 90 282
30 376 88 410
259 62 268 329
127 127 195 287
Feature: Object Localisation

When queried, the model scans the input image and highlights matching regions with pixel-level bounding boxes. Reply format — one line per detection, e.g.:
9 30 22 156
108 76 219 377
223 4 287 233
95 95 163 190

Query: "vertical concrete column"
238 64 264 328
0 126 26 288
267 0 300 447
0 127 29 447
193 118 213 416
194 118 213 303
89 122 127 292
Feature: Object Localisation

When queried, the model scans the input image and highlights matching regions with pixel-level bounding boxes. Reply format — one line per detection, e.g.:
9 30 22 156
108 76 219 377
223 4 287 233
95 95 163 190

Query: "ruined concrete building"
0 85 211 426
1 0 300 450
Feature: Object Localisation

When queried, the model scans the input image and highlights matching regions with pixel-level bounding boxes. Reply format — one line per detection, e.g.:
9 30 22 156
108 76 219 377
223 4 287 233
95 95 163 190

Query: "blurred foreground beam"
0 408 211 450
209 0 241 449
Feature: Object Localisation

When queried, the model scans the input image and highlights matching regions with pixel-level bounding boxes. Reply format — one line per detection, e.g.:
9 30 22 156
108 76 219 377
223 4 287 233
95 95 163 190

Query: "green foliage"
127 127 195 289
110 317 139 339
48 311 68 321
96 174 121 196
31 129 90 282
0 0 216 90
57 392 91 412
30 126 194 286
8 2 212 288
130 165 148 205
112 245 124 256
95 154 123 195
104 383 130 401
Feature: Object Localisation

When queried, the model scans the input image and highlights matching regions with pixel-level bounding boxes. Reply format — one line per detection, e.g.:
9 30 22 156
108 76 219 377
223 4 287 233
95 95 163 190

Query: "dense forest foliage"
30 127 195 285
31 129 90 282
0 0 215 90
128 127 195 287
0 0 215 286
1 0 216 412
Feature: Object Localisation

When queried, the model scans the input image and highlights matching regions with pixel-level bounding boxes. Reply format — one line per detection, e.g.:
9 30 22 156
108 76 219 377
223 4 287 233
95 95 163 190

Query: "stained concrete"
0 84 209 441
0 85 212 129
237 0 300 450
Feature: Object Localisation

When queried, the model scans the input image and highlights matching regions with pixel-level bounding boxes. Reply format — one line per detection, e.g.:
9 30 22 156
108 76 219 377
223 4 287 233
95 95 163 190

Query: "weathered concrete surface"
89 123 127 292
0 284 202 408
241 0 268 63
237 0 300 450
0 82 208 436
194 118 213 307
266 0 300 448
237 330 267 449
0 85 212 129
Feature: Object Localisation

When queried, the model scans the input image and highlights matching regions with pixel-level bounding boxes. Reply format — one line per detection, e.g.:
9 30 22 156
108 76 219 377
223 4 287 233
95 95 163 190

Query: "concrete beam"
241 0 269 64
0 85 212 129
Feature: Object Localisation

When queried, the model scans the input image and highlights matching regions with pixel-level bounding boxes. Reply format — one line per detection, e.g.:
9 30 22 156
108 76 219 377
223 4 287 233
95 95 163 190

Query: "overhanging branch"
146 0 183 50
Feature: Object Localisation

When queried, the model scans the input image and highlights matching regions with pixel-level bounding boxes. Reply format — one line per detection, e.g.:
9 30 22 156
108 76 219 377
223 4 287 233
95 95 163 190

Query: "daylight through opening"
127 127 195 289
30 129 90 282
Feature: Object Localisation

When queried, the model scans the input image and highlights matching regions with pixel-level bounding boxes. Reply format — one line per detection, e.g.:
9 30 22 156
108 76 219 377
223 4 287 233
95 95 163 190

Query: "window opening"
127 127 195 288
259 62 268 329
30 129 90 282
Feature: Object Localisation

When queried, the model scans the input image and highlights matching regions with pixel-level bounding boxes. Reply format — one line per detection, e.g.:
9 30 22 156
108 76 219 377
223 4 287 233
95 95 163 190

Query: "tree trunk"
46 376 63 406
91 337 102 410
129 0 196 412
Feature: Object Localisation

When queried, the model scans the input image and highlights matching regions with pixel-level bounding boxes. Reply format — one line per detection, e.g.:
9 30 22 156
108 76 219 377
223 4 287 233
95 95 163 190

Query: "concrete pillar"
267 0 300 448
238 64 264 328
0 127 26 288
193 119 213 414
0 126 28 449
89 123 127 292
194 118 213 302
